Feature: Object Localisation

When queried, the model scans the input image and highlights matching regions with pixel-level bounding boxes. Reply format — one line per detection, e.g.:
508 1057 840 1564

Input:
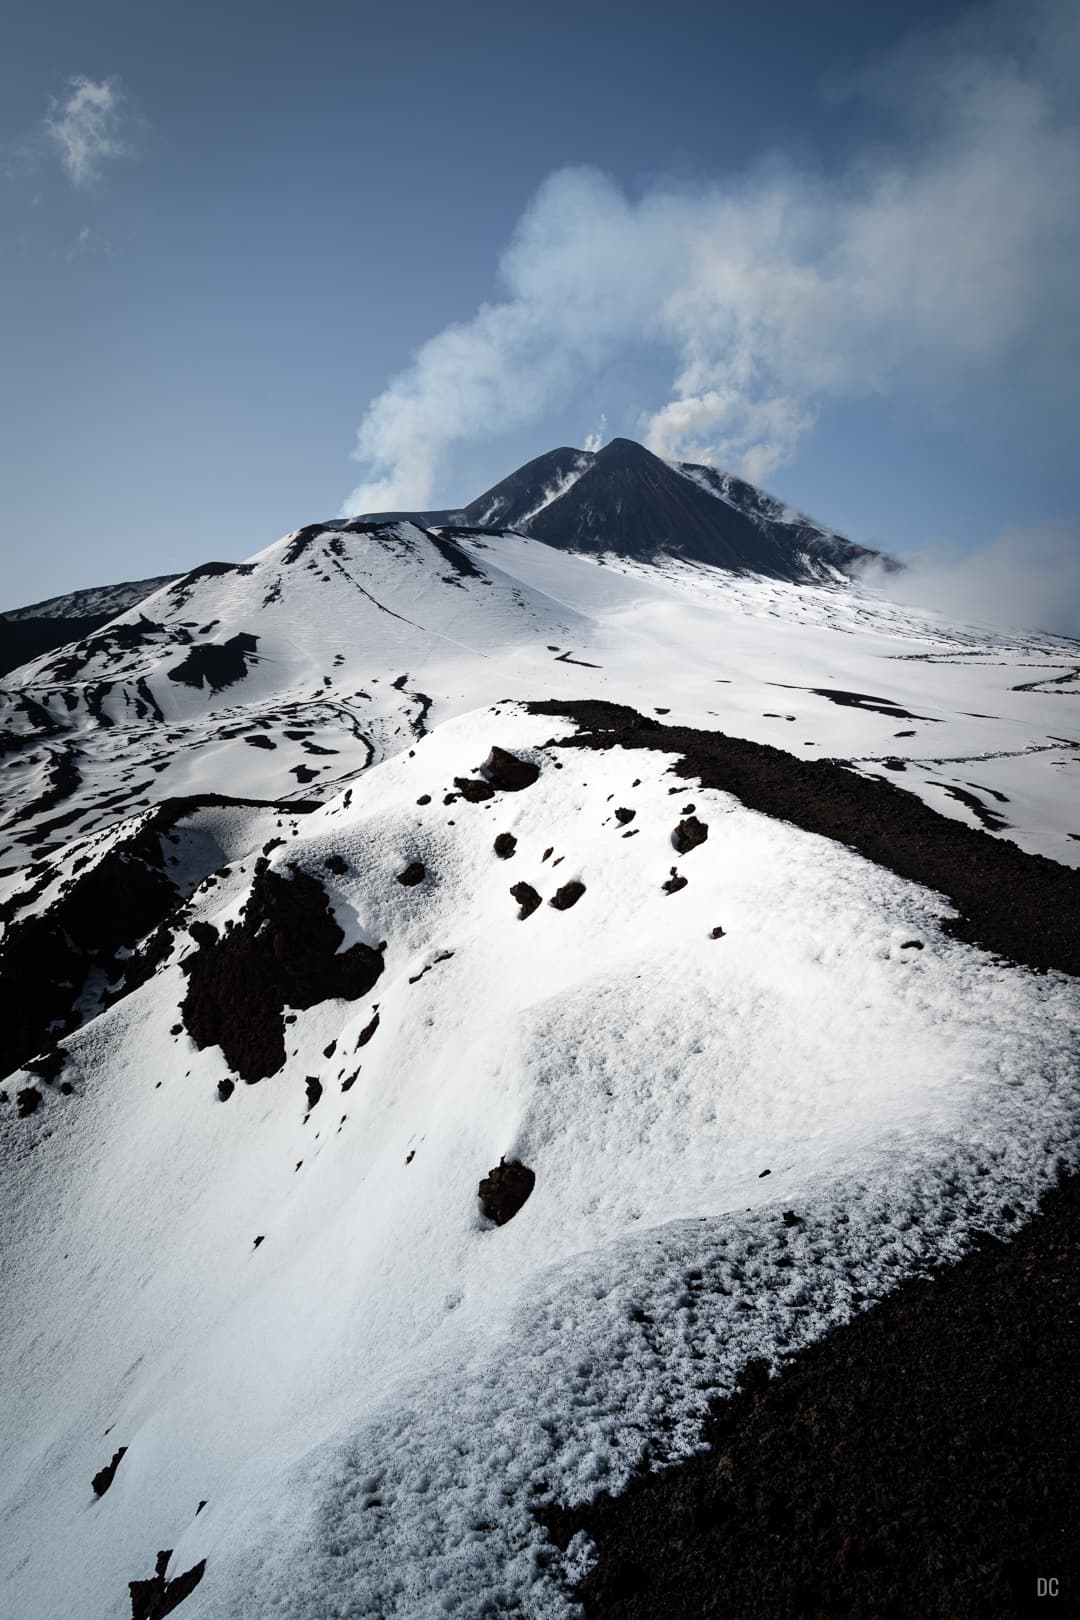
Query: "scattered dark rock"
454 776 496 803
782 1209 802 1227
900 939 925 950
356 1010 380 1048
341 1070 359 1092
252 1235 264 1250
166 632 258 693
216 1078 234 1102
511 882 542 920
662 868 687 895
170 1024 183 1037
614 807 636 825
482 747 540 792
129 1549 207 1619
180 867 384 1082
550 880 586 911
709 926 726 939
323 1039 337 1058
24 1048 64 1082
525 700 1080 978
92 1446 127 1497
417 794 432 805
542 847 553 861
304 1076 323 1114
405 1149 415 1165
59 1080 74 1095
758 1168 771 1178
478 1157 536 1225
396 861 427 886
672 816 708 854
16 1087 41 1117
324 854 348 875
494 832 517 859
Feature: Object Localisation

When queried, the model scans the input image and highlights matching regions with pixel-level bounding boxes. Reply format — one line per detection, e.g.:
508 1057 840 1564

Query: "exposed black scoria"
510 882 542 920
671 815 708 854
478 1158 536 1225
128 1549 207 1620
180 866 384 1082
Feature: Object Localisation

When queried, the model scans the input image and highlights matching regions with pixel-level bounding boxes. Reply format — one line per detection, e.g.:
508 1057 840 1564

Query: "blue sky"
2 0 1078 610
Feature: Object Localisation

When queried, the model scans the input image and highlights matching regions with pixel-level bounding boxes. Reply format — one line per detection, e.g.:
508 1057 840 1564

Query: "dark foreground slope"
541 1174 1080 1620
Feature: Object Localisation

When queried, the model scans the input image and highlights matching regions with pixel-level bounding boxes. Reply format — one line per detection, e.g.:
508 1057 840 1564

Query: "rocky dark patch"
478 1157 536 1225
304 1076 323 1115
940 783 1011 832
245 735 275 750
672 815 708 854
92 1446 127 1497
324 854 348 875
16 1083 41 1116
129 1550 206 1619
180 866 384 1082
662 868 687 895
494 832 517 859
24 1048 64 1082
396 860 426 886
550 880 586 911
539 1174 1080 1620
614 807 635 825
417 794 432 806
454 776 496 803
526 700 1080 978
425 529 486 579
356 1010 380 1048
484 747 541 792
216 1078 234 1102
166 633 258 693
510 882 542 920
709 925 726 939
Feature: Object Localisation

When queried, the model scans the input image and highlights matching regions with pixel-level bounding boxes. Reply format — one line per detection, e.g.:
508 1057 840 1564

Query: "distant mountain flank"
0 573 179 678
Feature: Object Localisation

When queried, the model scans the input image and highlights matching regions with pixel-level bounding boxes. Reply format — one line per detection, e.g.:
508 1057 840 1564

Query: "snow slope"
2 506 1079 1619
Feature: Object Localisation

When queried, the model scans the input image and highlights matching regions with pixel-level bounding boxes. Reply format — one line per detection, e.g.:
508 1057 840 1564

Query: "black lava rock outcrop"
128 1549 206 1620
549 880 586 911
92 1447 127 1497
672 815 708 853
478 1158 536 1225
510 882 542 920
482 747 540 792
396 861 426 886
180 866 384 1082
493 832 517 859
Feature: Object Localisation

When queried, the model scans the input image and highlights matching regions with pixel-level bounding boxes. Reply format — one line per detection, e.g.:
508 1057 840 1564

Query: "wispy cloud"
860 525 1080 638
44 77 127 187
344 0 1080 515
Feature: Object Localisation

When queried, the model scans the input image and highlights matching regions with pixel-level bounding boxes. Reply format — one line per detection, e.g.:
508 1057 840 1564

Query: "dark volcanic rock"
453 776 496 803
510 882 542 920
92 1446 127 1497
396 861 427 886
539 1175 1080 1620
662 868 688 895
166 632 258 693
671 815 708 853
549 880 586 911
478 1157 536 1225
482 746 540 792
304 1075 323 1114
614 807 635 825
493 832 517 859
180 866 384 1082
16 1087 42 1117
129 1549 206 1619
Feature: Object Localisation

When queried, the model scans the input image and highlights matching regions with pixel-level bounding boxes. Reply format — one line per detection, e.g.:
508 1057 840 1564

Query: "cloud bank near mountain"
345 0 1079 517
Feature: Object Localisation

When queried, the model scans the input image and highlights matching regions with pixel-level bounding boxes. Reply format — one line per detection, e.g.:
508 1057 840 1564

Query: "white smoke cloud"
344 0 1080 515
861 526 1080 638
44 77 126 187
583 412 607 454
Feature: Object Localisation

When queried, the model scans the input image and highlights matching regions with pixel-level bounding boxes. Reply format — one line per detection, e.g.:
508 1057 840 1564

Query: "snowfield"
1 508 1078 1618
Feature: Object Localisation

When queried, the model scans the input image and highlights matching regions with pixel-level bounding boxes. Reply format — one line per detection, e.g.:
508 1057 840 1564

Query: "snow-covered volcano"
1 466 1079 1619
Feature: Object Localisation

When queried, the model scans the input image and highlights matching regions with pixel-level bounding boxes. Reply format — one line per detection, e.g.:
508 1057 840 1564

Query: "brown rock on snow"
478 1157 536 1225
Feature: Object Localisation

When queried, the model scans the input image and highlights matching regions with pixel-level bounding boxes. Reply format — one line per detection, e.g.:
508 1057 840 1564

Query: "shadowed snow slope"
1 500 1078 1619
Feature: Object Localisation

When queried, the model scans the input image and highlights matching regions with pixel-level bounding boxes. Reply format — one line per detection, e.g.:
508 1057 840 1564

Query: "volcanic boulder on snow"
478 1158 536 1226
180 866 384 1082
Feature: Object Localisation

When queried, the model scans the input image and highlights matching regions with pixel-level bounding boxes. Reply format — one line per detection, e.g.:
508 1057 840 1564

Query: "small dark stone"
758 1168 771 1178
405 1149 415 1165
454 776 496 803
494 832 517 859
614 807 636 825
550 880 586 911
478 1157 536 1225
304 1076 323 1113
709 926 726 939
92 1446 127 1497
356 1010 380 1048
782 1210 802 1227
59 1081 75 1095
672 816 709 854
323 1039 337 1058
324 854 348 875
511 882 542 920
662 868 688 895
416 794 432 805
900 940 925 950
16 1087 41 1118
253 1235 264 1249
396 861 426 887
216 1078 234 1102
170 1024 182 1037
